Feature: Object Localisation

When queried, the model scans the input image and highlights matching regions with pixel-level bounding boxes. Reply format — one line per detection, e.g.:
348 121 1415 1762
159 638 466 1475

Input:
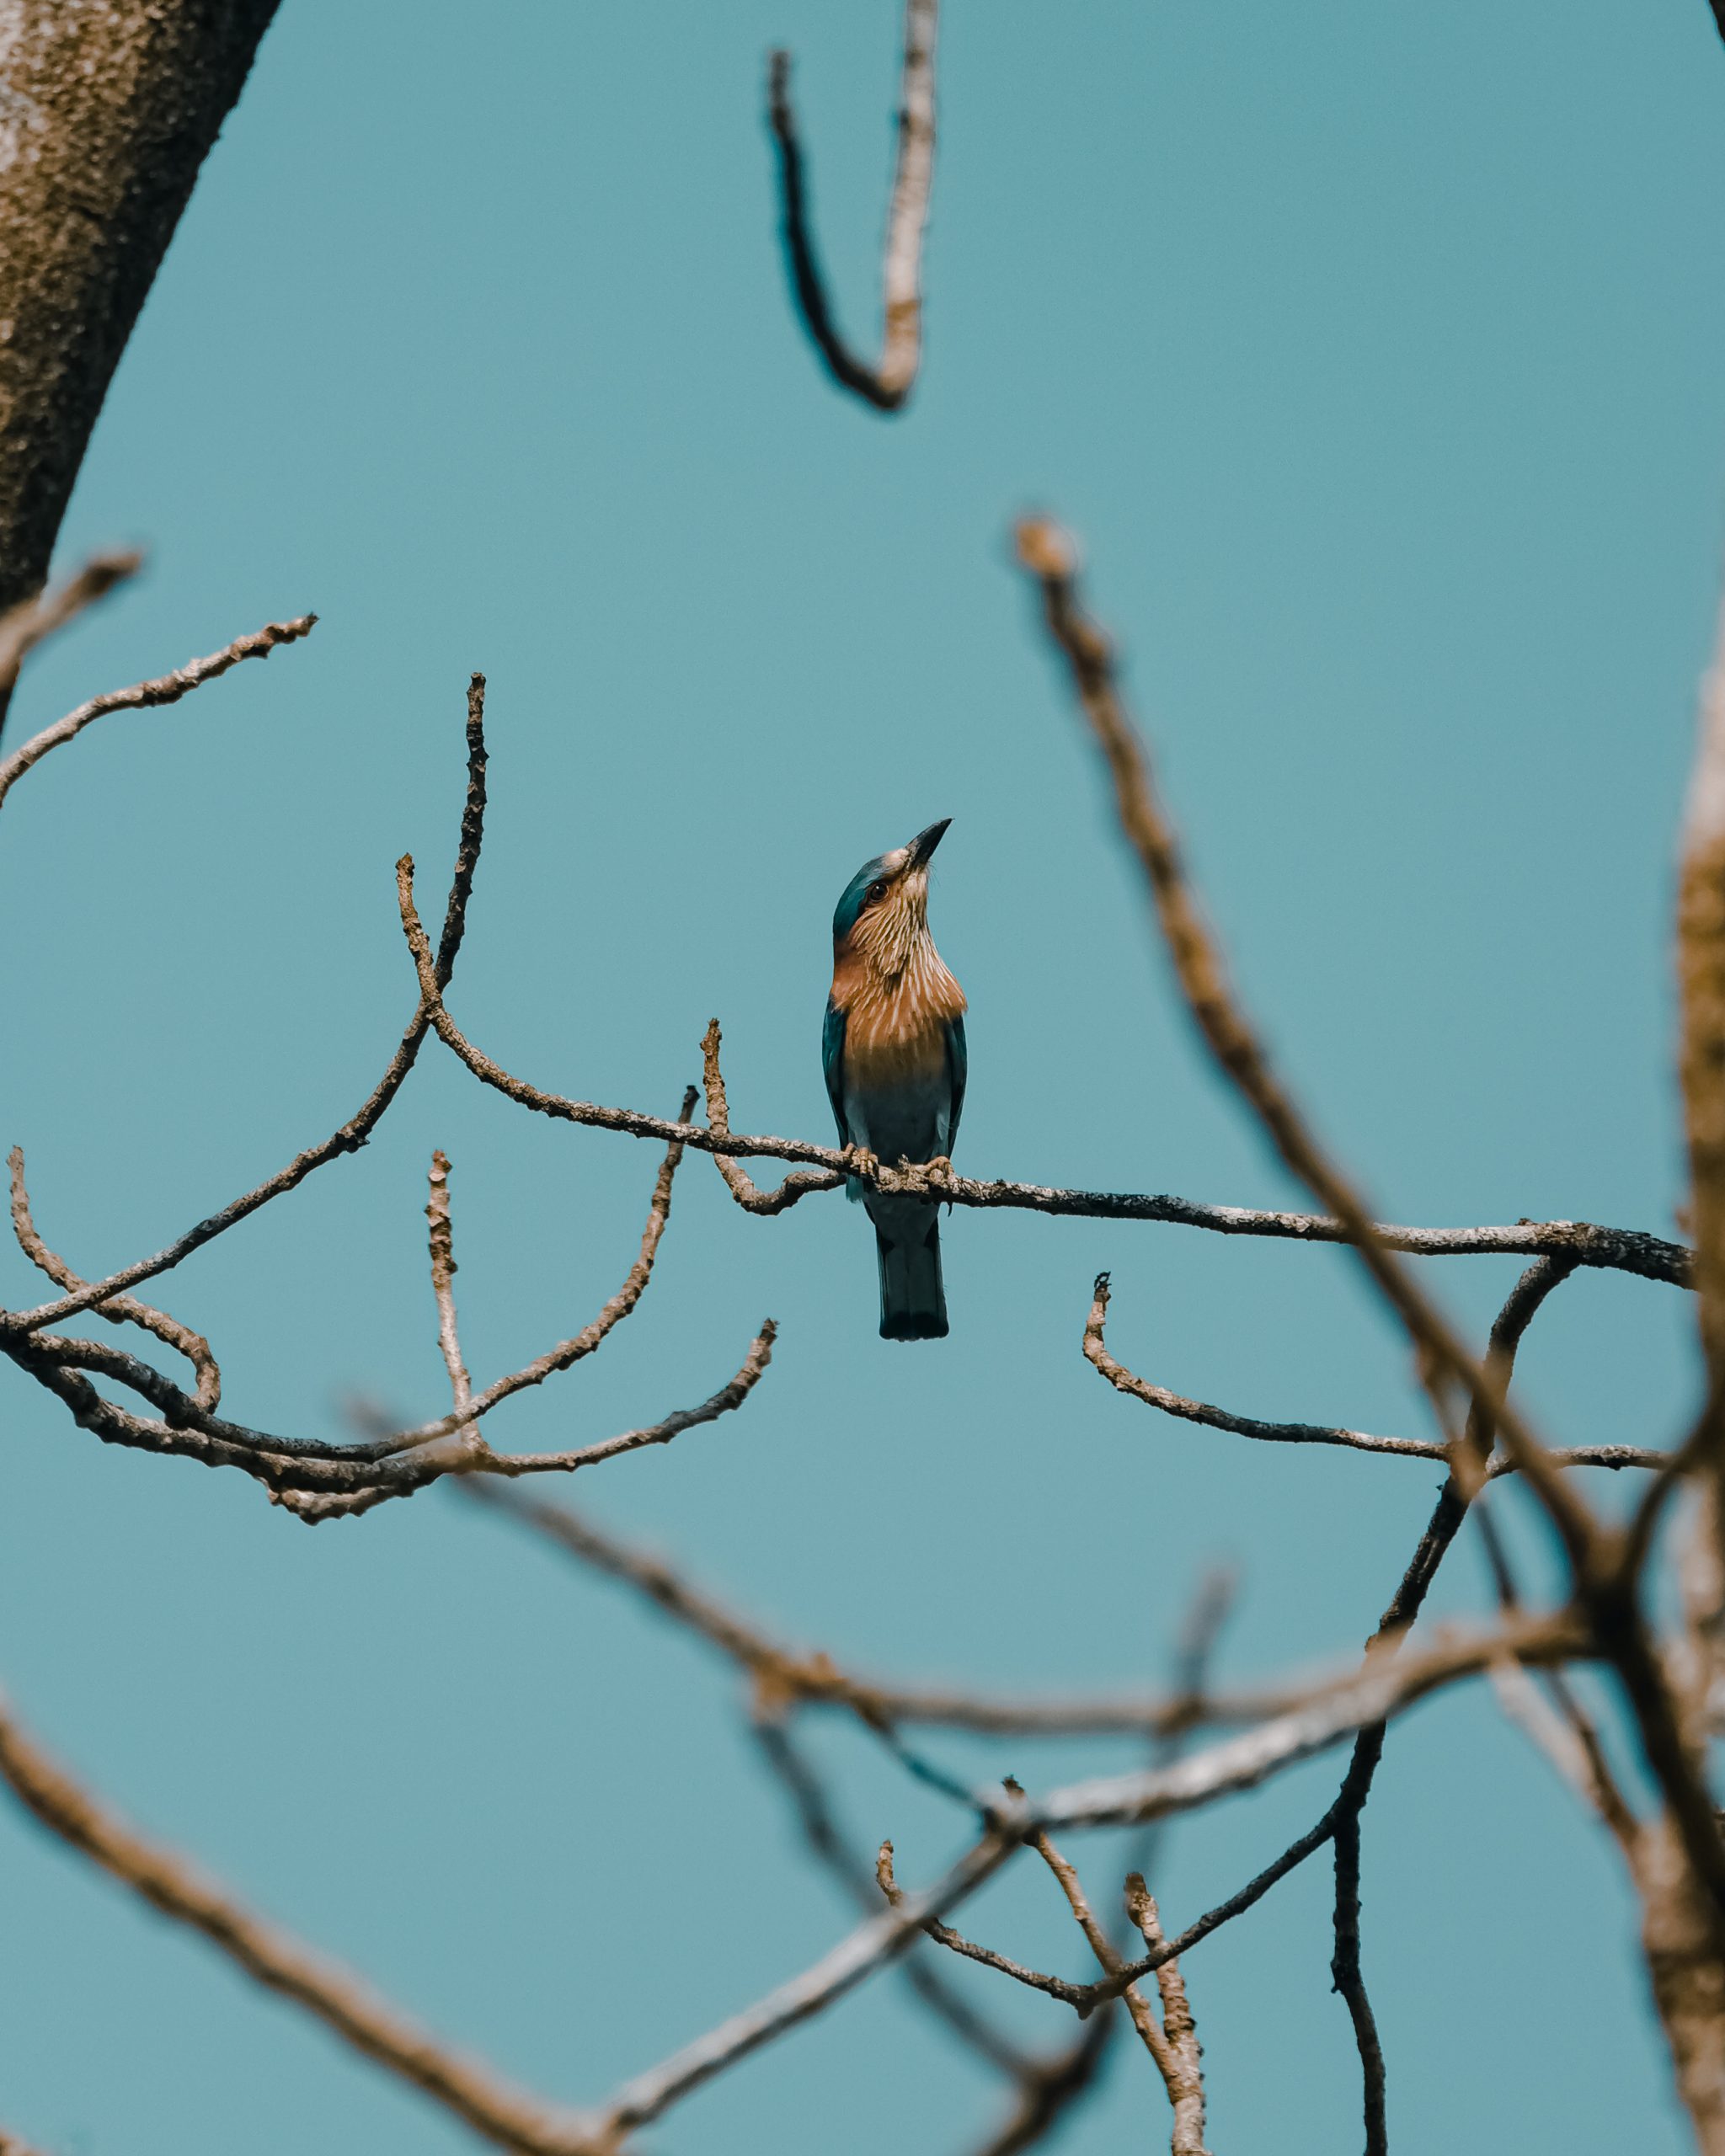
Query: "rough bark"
0 0 280 732
1637 1816 1725 2154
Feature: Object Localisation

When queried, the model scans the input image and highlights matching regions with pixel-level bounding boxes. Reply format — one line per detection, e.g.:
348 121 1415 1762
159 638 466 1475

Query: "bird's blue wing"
822 998 849 1145
943 1014 967 1152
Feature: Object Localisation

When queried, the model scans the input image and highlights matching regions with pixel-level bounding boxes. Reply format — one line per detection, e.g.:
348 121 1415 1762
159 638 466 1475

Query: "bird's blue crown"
832 854 895 944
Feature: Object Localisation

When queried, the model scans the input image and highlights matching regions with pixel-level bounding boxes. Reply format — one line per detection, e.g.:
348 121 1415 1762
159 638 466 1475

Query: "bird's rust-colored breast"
831 943 964 1088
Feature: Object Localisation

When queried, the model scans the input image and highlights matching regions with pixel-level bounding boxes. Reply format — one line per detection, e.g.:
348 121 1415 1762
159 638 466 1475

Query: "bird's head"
831 819 952 980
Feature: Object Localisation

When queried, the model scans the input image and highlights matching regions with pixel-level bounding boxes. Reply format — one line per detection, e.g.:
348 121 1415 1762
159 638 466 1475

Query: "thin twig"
1037 1609 1582 1833
0 610 315 814
877 1840 1092 2009
1492 1658 1638 1847
766 0 937 411
478 1326 775 1476
965 2014 1118 2156
1029 1828 1176 2074
701 1020 843 1212
427 1149 475 1428
0 548 140 703
9 1145 221 1408
1124 1875 1210 2156
751 1716 1033 2076
1314 1257 1573 2156
458 1481 1561 1741
8 1083 767 1508
1084 1267 1656 1477
1012 515 1594 1559
592 1833 1017 2138
2 678 489 1338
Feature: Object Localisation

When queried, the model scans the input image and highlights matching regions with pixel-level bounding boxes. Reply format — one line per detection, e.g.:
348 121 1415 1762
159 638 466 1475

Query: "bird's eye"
866 880 889 905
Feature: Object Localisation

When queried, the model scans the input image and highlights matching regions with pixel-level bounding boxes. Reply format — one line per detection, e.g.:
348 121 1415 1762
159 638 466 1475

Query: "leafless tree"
1 5 1722 2153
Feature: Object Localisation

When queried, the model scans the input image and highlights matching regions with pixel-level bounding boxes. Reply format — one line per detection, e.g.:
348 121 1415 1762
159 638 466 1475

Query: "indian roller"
824 819 967 1340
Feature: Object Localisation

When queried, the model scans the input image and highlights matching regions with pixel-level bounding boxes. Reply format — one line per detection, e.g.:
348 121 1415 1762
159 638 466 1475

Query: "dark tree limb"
0 0 283 734
766 0 937 412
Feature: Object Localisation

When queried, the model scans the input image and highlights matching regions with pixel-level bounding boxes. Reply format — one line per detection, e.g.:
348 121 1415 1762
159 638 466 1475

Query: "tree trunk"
0 0 280 733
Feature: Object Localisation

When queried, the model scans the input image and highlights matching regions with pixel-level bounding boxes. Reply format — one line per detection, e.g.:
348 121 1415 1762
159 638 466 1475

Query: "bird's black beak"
905 819 952 871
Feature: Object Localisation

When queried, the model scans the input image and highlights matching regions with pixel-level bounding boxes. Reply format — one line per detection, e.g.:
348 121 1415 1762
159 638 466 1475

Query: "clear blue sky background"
0 1 1720 2148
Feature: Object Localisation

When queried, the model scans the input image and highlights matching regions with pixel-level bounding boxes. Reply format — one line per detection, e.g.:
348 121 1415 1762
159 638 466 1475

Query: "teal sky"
1 2 1721 2149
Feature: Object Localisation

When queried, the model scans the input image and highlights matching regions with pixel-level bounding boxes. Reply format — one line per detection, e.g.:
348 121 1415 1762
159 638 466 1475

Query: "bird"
824 819 967 1340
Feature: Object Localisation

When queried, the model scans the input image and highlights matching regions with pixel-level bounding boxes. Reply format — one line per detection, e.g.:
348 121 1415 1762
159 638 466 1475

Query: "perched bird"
824 819 967 1340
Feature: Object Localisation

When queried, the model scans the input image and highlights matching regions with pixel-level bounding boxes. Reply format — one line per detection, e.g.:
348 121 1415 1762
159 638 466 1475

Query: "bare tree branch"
8 1039 772 1510
965 2014 1119 2156
10 1145 221 1409
750 1716 1034 2077
462 1480 1553 1745
0 611 314 814
701 1020 844 1212
1013 517 1725 2077
590 1608 1567 2144
876 1839 1094 2009
1124 1875 1210 2156
766 0 937 412
0 550 140 705
2 675 488 1342
391 859 1689 1288
1084 1266 1659 1476
1028 1828 1178 2083
1012 515 1600 1561
1491 1657 1637 1845
592 1832 1018 2140
1037 1609 1581 1834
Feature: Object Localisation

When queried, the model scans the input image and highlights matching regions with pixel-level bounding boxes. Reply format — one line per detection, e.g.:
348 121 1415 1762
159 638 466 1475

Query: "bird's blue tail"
876 1214 948 1341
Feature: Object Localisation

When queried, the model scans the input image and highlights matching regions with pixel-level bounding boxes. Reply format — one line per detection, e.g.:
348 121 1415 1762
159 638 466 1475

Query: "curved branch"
0 549 140 702
10 1145 221 1408
594 1833 1016 2139
593 1604 1576 2145
766 0 937 412
751 1717 1034 2077
8 1069 750 1497
1083 1271 1664 1475
462 1481 1479 1740
0 610 315 814
3 675 489 1339
1013 515 1602 1565
1036 1609 1582 1834
701 1020 844 1212
11 1318 773 1514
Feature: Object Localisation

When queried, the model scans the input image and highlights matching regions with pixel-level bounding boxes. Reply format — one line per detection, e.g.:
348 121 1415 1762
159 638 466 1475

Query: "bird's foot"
844 1145 880 1182
923 1155 955 1190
